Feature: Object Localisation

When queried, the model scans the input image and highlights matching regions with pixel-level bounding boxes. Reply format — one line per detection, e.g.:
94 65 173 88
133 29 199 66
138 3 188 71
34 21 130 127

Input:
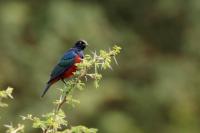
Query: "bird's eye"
80 41 82 44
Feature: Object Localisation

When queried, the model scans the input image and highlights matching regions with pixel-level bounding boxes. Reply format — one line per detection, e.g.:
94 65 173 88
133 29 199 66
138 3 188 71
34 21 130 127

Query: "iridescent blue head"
74 40 88 50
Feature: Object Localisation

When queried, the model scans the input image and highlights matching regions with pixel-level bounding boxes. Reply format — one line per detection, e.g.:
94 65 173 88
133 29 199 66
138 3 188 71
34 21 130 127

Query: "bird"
41 40 88 97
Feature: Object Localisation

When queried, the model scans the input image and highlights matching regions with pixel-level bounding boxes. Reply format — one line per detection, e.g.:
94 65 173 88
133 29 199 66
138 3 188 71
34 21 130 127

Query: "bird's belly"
62 65 77 78
62 55 81 79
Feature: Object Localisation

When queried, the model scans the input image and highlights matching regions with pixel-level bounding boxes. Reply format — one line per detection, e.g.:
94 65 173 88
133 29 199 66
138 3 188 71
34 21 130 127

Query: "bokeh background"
0 0 200 133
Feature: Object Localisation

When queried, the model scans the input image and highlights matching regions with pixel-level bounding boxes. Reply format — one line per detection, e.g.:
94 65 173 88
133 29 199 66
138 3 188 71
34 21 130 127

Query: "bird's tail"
41 83 52 98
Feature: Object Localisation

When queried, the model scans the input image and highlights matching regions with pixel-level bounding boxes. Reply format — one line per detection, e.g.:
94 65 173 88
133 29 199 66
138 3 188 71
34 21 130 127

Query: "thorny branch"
56 71 87 112
22 45 121 133
54 45 121 112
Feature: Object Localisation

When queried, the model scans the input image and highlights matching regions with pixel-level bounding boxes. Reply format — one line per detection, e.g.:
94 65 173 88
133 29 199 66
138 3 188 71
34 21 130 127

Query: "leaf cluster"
0 87 13 107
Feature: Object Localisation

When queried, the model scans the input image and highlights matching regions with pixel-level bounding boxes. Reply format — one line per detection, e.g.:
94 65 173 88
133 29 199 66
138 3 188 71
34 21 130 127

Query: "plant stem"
55 71 87 112
56 95 67 112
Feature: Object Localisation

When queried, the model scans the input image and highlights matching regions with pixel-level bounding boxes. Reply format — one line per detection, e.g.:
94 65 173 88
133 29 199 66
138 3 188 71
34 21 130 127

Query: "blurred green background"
0 0 200 133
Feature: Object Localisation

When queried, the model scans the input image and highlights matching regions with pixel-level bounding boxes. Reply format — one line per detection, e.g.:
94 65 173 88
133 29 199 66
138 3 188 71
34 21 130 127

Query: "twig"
56 95 67 112
55 70 87 112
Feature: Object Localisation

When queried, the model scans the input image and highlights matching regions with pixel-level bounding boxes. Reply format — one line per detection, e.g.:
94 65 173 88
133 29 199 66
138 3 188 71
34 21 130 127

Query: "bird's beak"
85 41 88 46
82 40 88 46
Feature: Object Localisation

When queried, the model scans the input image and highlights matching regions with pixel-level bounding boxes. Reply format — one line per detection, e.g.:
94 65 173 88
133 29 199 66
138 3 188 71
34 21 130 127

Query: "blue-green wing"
48 50 76 83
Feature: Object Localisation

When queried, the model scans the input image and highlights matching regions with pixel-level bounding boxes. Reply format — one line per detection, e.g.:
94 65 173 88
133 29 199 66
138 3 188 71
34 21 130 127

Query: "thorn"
91 50 96 55
59 95 63 102
93 51 97 61
109 47 111 52
94 51 97 57
60 95 62 100
109 65 113 71
101 63 104 70
89 49 94 54
113 56 119 65
84 76 88 82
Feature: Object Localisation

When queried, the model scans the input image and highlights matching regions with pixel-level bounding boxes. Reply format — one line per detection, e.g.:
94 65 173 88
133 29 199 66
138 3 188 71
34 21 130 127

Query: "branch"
55 71 87 112
54 45 121 112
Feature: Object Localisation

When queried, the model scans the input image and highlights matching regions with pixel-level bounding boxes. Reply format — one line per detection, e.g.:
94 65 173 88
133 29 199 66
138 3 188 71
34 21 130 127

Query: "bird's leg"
61 78 67 86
